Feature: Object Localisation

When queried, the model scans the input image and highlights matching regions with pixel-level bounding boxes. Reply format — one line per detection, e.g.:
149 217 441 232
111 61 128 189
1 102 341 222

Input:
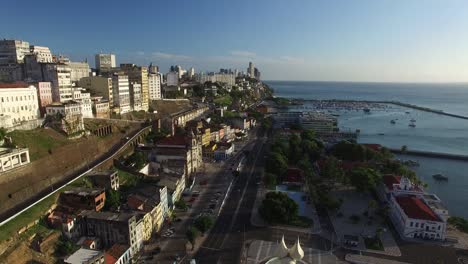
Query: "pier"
297 99 468 120
389 148 468 161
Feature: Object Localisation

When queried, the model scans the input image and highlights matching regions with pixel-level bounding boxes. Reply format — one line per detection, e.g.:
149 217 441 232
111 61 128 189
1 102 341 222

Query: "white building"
299 112 337 133
46 101 85 134
43 63 73 102
95 53 116 72
64 248 105 264
148 72 162 100
378 175 448 241
198 72 236 86
112 74 131 114
166 71 179 86
189 67 195 78
72 89 93 118
68 61 90 82
0 39 30 64
30 45 53 63
0 83 40 128
0 147 30 173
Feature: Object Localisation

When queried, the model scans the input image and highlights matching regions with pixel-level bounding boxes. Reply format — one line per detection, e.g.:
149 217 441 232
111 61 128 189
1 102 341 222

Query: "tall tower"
248 62 255 78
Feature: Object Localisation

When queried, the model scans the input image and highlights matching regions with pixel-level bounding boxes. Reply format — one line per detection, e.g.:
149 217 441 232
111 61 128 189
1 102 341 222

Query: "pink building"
34 82 52 116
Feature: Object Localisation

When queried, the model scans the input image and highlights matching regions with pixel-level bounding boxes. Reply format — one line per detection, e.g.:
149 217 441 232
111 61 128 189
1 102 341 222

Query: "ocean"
265 81 468 218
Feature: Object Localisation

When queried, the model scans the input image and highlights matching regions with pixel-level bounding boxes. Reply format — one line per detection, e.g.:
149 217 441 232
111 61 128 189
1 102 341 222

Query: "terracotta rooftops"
395 195 441 222
156 135 189 146
383 175 401 191
0 82 30 88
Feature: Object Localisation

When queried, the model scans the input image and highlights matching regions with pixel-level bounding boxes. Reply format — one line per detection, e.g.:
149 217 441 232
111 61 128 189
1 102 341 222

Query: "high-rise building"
95 53 116 72
68 61 90 82
31 81 52 117
130 82 142 111
120 64 149 111
43 63 73 102
79 76 113 106
0 40 30 65
254 67 261 80
148 72 162 100
189 67 195 78
166 71 179 87
111 74 131 114
29 46 53 63
248 62 255 78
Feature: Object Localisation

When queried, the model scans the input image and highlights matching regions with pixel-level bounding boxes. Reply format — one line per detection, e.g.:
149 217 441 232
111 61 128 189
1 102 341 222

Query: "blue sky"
2 0 468 82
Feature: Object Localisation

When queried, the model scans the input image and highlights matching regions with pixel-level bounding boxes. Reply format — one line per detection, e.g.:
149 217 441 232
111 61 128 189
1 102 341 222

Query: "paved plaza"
245 240 346 264
329 189 401 256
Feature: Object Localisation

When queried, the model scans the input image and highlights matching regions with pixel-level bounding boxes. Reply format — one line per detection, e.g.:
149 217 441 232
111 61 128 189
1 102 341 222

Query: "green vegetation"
68 176 93 188
55 235 80 256
194 215 214 233
223 110 240 118
448 216 468 233
259 191 312 227
175 200 188 211
0 191 60 242
264 173 277 189
125 152 146 170
213 94 233 106
186 226 200 250
0 127 6 141
364 236 384 250
105 189 121 210
116 168 141 187
348 167 381 192
145 128 170 143
8 128 70 161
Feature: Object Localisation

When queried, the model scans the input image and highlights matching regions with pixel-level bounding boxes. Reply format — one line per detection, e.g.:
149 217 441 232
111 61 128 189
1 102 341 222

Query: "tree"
264 172 277 189
127 152 146 170
288 134 303 164
186 227 200 250
301 129 316 141
367 199 378 216
265 152 288 180
0 127 6 142
56 235 78 256
321 157 345 186
401 145 408 153
105 190 121 210
194 216 214 233
175 200 188 210
259 191 299 224
349 167 381 192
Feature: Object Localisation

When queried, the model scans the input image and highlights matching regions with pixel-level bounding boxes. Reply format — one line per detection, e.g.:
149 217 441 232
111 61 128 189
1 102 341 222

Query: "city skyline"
2 0 468 82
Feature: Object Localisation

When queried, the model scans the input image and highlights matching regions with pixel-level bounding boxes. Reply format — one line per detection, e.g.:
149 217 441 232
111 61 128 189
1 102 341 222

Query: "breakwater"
388 148 468 161
297 99 468 120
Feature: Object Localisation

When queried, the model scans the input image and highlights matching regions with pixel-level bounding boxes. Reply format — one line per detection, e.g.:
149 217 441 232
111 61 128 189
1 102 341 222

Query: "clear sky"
2 0 468 82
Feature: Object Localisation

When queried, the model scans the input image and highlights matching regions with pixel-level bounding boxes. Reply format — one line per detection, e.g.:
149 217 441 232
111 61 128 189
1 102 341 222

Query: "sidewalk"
345 254 411 264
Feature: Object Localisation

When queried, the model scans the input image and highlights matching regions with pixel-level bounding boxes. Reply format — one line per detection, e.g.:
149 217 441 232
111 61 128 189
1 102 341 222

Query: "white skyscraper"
95 53 116 72
148 72 162 100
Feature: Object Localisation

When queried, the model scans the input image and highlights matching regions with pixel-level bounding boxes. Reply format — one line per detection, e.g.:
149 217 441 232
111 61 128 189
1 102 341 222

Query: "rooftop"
156 135 189 146
395 195 441 222
64 248 103 264
63 187 105 197
79 210 136 222
105 243 129 264
383 175 401 191
284 168 304 183
0 82 30 88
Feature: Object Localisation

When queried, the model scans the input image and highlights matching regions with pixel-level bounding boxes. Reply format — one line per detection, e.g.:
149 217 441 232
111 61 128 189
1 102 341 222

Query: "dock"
389 148 468 161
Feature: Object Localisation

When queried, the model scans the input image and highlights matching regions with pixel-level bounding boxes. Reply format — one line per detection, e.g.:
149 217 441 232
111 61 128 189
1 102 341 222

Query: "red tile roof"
105 253 118 264
106 244 129 262
395 195 440 222
383 175 401 191
127 195 144 210
0 82 30 88
83 239 94 248
362 144 382 151
284 168 304 183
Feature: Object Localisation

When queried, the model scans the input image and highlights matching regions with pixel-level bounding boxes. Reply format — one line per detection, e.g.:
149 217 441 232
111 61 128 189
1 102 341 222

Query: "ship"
409 123 416 127
363 108 370 113
432 174 448 181
390 120 396 124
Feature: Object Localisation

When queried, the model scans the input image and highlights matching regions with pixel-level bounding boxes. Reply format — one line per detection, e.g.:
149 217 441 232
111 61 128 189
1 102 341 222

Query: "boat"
390 120 396 124
409 123 416 127
432 174 448 181
405 111 410 114
410 119 416 122
378 133 385 136
363 108 370 113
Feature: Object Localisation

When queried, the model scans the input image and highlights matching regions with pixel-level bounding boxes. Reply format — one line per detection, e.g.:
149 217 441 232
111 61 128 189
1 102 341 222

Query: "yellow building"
201 127 211 147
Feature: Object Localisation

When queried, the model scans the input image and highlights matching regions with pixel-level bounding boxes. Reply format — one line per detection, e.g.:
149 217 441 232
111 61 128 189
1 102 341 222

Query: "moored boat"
432 174 448 181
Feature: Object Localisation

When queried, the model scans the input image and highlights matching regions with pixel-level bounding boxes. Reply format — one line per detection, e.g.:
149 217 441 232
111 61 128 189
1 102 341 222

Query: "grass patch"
0 192 60 242
8 128 70 161
448 216 468 233
214 95 233 106
289 216 314 228
115 168 141 187
364 236 384 250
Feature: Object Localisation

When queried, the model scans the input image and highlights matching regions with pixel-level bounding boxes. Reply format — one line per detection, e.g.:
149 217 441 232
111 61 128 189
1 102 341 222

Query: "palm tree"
401 145 408 153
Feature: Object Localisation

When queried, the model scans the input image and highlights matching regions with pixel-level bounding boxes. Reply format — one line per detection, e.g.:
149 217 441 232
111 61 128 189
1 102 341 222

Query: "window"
410 222 413 227
438 226 441 230
415 222 419 228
